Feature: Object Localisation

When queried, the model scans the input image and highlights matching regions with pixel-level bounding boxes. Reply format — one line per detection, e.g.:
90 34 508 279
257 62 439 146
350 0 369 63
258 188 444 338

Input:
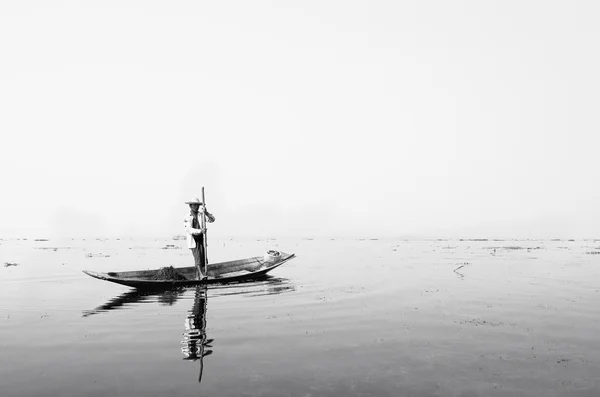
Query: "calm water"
1 237 599 397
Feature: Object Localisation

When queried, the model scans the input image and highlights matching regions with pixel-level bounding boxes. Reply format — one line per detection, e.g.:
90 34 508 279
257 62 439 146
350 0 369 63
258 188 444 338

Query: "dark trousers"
191 236 206 277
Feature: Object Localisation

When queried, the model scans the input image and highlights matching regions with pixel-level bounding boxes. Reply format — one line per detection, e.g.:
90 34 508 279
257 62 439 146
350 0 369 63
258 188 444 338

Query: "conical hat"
185 198 204 205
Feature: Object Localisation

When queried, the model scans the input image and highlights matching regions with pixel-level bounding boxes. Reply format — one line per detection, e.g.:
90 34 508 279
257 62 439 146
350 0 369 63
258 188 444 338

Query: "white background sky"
1 1 599 239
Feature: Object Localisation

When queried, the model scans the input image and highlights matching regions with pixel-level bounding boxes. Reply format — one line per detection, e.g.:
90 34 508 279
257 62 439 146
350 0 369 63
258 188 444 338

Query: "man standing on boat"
184 198 215 280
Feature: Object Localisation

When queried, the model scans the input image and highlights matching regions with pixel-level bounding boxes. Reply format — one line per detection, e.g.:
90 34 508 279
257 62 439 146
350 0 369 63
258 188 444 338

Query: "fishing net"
152 266 188 281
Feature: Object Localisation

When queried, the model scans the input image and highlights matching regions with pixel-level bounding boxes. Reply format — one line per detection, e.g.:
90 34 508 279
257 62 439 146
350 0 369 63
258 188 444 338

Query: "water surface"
1 238 599 396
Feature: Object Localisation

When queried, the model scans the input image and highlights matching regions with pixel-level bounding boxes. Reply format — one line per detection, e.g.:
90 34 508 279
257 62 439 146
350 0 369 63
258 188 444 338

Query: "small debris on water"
152 266 187 281
4 262 18 267
454 262 470 278
161 244 181 250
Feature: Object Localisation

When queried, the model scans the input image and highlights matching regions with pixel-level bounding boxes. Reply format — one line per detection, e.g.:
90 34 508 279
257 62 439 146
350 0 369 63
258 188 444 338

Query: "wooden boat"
83 252 296 289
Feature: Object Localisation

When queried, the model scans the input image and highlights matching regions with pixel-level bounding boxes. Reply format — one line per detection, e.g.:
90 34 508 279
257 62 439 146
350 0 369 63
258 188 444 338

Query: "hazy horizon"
2 1 599 240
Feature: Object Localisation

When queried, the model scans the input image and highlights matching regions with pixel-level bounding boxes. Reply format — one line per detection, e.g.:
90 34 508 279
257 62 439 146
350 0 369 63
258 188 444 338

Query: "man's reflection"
181 286 213 383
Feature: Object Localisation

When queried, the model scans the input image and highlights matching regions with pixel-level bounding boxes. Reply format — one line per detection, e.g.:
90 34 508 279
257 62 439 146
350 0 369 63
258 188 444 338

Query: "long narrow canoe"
83 252 296 289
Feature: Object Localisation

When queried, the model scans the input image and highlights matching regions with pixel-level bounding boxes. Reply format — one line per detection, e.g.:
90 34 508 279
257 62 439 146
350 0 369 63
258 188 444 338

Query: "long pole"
201 187 208 277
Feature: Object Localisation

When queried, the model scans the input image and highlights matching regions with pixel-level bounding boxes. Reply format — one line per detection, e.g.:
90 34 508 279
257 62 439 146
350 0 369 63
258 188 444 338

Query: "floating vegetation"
456 318 505 327
484 246 542 251
86 253 111 258
152 266 187 281
4 262 18 267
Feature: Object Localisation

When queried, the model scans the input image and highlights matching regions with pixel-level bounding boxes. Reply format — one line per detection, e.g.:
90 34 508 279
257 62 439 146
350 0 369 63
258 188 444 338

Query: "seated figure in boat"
184 198 215 280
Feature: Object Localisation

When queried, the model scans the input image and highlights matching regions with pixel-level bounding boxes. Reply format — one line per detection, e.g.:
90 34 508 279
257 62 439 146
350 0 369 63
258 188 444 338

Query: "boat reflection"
82 276 295 383
82 276 295 317
81 288 186 317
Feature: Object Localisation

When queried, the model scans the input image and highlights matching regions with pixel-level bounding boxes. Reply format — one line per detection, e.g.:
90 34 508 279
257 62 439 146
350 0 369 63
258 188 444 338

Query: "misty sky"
1 1 599 239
